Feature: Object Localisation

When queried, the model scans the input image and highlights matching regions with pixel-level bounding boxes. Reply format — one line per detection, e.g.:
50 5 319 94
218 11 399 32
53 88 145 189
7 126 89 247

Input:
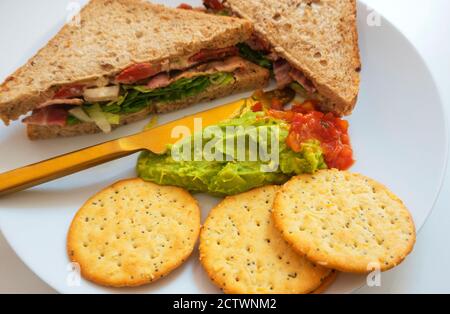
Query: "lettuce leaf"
67 115 81 126
113 72 234 114
237 43 273 70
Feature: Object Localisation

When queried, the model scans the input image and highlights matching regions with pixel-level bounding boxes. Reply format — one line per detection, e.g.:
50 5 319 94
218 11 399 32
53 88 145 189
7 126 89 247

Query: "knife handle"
0 138 143 197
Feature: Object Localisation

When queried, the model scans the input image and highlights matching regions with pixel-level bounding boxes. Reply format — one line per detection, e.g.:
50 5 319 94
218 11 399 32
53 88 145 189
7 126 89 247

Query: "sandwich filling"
202 0 324 103
23 49 247 133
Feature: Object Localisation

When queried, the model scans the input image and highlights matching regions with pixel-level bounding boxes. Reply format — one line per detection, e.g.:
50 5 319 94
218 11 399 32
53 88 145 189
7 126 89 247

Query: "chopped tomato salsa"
268 101 355 170
251 102 263 112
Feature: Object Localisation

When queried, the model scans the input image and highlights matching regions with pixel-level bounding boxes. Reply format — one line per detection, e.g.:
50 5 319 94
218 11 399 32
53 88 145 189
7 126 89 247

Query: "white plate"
0 0 447 294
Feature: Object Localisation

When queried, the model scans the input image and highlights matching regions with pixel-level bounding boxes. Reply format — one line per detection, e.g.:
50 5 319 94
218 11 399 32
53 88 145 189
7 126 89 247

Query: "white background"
0 0 449 293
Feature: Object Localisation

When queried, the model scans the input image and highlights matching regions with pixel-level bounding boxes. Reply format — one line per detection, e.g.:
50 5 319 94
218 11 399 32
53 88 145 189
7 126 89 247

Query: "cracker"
273 169 416 273
67 178 201 287
199 186 331 294
310 271 338 294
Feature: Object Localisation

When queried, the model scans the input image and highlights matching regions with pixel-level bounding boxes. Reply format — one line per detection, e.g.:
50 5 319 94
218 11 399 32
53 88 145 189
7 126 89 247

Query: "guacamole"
137 109 327 196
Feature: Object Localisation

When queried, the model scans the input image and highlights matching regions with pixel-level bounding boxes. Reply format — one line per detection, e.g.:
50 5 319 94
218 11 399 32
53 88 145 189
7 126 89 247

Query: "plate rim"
0 0 448 294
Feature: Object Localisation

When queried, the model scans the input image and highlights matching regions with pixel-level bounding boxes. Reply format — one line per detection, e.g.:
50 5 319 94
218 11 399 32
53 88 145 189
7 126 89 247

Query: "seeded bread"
0 0 253 125
27 61 269 140
224 0 361 115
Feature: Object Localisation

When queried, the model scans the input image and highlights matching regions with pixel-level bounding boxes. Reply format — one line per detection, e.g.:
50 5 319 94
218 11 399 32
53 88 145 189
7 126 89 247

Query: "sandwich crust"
224 0 361 115
0 0 253 125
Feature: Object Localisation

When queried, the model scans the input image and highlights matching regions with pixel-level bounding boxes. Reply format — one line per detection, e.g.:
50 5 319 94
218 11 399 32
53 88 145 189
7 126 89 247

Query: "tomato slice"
189 47 238 63
203 0 225 11
178 3 193 9
53 84 85 99
116 63 162 84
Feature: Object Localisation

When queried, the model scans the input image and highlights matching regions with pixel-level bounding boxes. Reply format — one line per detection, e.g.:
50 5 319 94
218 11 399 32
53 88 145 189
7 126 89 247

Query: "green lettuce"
237 43 273 70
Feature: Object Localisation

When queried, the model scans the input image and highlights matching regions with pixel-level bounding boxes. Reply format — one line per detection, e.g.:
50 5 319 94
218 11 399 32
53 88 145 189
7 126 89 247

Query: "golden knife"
0 99 246 197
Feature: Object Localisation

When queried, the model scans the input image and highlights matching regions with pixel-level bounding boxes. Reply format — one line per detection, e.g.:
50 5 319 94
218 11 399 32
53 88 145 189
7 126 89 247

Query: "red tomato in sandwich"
203 0 225 10
178 3 193 9
189 47 238 63
53 84 85 99
116 63 162 84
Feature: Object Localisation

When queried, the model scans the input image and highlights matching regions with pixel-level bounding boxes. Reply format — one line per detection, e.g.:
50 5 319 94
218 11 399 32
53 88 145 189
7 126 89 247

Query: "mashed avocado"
137 111 327 196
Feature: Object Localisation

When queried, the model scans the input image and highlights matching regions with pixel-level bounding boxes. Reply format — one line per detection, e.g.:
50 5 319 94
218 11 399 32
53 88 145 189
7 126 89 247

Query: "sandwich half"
0 0 269 140
204 0 361 116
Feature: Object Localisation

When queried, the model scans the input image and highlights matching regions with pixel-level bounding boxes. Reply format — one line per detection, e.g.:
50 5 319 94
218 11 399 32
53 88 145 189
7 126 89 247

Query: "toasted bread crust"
0 0 253 124
224 0 361 115
27 62 269 140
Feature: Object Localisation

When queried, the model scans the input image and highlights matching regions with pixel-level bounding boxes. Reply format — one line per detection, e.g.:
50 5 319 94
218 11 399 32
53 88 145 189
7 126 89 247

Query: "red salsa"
267 101 355 170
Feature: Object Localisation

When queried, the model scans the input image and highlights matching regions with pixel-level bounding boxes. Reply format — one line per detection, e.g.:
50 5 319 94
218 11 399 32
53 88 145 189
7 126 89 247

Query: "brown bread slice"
224 0 361 115
0 0 253 125
27 61 269 140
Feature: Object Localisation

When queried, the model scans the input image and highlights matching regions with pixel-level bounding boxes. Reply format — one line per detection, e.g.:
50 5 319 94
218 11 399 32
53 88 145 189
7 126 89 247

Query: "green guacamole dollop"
137 111 327 196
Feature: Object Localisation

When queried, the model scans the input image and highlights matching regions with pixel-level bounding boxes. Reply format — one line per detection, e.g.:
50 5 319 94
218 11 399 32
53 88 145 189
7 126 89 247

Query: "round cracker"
273 169 416 273
199 186 331 294
67 178 200 287
310 270 338 294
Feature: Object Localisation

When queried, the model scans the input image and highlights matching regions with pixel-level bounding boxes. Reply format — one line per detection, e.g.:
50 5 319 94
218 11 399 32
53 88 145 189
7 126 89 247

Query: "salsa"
266 101 354 170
